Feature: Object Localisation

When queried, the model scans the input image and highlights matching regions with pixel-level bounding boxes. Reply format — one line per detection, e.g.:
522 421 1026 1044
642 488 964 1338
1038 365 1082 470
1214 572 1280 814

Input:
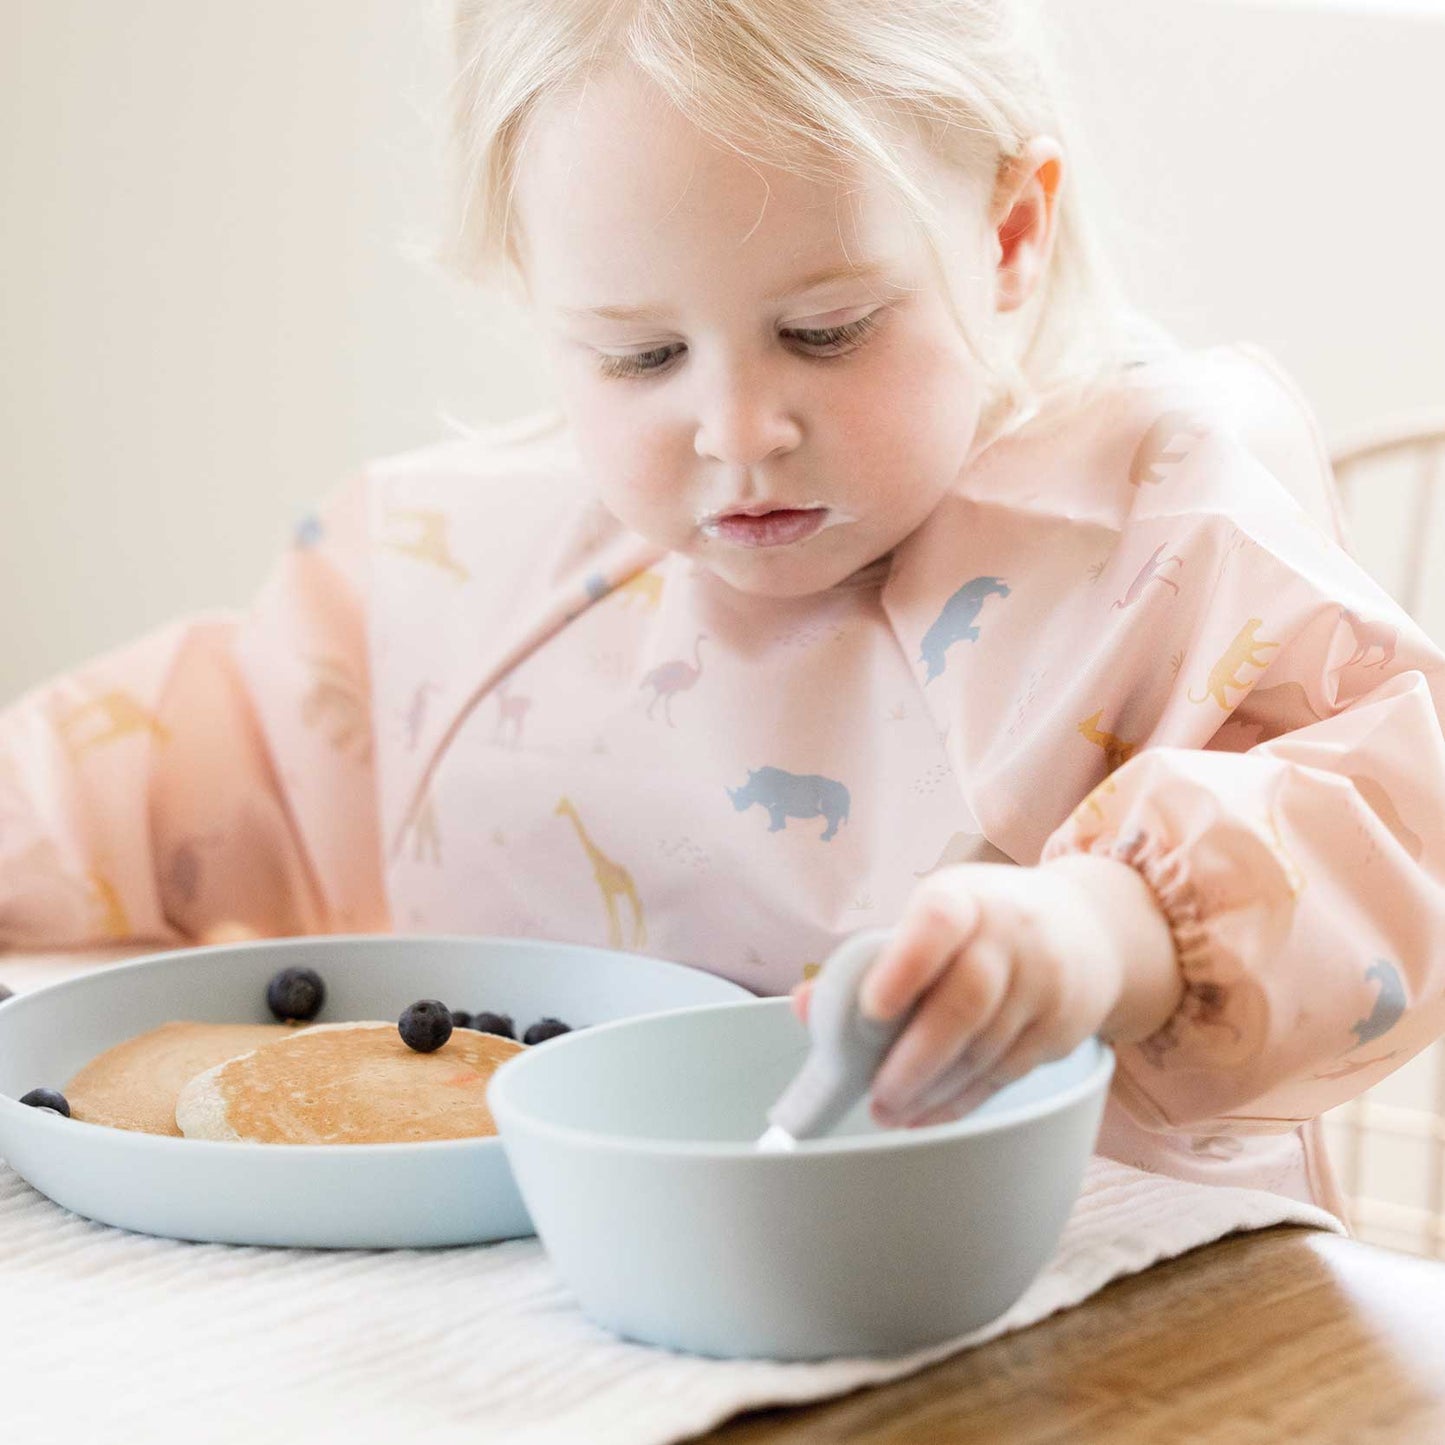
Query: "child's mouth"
702 508 832 549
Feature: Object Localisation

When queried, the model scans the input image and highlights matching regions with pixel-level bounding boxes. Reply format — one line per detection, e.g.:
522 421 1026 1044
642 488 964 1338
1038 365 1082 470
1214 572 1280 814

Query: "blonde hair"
438 0 1163 433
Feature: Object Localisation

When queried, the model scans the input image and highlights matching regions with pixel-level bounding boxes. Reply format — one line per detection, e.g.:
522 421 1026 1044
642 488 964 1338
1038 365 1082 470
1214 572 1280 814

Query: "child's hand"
789 854 1181 1127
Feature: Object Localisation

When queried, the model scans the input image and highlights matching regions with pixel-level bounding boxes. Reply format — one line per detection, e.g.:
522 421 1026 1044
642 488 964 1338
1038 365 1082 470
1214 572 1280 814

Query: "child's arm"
1038 620 1445 1136
0 477 387 950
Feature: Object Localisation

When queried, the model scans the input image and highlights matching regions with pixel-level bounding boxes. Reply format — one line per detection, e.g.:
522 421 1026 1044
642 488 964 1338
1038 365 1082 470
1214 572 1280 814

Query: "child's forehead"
512 67 979 310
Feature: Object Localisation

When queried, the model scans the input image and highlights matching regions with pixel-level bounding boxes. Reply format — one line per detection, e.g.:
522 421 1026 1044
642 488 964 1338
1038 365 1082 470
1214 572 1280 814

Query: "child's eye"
594 310 883 381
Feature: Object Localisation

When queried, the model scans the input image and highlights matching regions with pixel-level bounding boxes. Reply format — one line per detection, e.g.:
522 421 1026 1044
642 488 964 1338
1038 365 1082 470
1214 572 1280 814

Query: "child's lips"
701 507 839 549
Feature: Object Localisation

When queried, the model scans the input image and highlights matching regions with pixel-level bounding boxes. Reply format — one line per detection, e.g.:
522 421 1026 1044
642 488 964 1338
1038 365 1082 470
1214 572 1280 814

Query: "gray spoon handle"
765 928 906 1141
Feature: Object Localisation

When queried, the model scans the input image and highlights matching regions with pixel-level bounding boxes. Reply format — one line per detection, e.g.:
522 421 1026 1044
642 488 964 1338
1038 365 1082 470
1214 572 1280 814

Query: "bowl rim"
487 996 1116 1158
0 933 753 1160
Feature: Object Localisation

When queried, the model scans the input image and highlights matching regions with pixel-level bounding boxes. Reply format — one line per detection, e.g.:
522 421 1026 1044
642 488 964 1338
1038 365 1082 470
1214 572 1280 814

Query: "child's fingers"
906 979 1040 1115
910 1022 1057 1124
789 979 813 1022
859 885 983 1023
870 936 1010 1118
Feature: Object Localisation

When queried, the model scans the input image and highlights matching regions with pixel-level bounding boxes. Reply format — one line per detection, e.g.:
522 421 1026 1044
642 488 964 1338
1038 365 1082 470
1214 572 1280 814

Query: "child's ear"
989 136 1064 314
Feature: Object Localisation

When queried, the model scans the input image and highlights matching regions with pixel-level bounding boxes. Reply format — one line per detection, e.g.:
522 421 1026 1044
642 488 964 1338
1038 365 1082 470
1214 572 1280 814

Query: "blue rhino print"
584 572 613 601
728 767 851 842
917 577 1011 683
1352 959 1407 1047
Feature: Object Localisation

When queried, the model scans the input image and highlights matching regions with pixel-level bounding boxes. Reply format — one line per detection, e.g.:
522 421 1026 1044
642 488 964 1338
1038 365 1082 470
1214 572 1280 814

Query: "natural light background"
3 0 1443 701
3 0 1445 1252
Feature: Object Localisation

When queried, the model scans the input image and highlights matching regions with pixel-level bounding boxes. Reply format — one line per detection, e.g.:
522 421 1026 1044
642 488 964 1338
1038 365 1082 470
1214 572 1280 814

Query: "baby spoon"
756 927 909 1152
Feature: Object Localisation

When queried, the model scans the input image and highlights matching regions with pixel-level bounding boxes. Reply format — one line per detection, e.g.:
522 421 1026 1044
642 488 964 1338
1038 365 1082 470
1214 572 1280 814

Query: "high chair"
1323 413 1445 1258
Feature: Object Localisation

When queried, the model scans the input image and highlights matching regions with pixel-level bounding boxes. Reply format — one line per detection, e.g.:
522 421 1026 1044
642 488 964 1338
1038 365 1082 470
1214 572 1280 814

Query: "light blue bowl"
488 998 1113 1360
0 934 751 1248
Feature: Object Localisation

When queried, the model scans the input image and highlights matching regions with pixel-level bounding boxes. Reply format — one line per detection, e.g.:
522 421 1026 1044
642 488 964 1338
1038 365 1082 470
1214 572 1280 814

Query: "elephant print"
728 767 851 842
917 577 1010 684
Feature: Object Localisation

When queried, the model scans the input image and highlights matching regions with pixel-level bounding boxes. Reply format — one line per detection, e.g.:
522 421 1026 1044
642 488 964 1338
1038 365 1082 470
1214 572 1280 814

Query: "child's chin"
698 541 886 599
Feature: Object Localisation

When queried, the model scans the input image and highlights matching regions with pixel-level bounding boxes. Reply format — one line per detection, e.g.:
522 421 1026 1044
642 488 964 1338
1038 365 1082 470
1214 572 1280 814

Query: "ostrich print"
640 634 706 726
403 681 440 751
1112 543 1184 609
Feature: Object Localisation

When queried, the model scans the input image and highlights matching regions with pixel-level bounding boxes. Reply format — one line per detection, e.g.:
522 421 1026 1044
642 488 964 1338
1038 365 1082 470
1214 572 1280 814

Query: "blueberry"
399 999 453 1053
523 1017 572 1045
471 1011 515 1040
266 967 326 1023
0 983 13 1003
20 1088 70 1117
450 1009 474 1031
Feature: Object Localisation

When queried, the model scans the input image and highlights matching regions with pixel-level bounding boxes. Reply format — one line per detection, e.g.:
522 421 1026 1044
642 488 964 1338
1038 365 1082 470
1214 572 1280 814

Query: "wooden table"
704 1227 1445 1443
8 949 1445 1443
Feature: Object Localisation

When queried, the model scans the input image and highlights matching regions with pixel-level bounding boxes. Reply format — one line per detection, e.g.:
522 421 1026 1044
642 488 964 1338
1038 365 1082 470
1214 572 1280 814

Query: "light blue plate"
0 934 751 1248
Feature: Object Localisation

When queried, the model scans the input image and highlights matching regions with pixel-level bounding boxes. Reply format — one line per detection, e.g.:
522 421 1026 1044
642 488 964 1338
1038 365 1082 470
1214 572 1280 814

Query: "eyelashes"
593 310 885 382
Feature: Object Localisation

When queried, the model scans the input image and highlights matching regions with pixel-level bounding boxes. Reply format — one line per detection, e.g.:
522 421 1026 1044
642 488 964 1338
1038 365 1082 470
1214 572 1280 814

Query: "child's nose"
692 369 802 466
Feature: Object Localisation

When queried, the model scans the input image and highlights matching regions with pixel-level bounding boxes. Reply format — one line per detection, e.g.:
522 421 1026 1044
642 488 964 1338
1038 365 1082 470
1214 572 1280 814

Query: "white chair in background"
1326 416 1445 1258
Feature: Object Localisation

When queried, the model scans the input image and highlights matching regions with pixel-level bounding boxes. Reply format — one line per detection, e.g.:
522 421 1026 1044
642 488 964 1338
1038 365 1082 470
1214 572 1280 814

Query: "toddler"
5 0 1444 1217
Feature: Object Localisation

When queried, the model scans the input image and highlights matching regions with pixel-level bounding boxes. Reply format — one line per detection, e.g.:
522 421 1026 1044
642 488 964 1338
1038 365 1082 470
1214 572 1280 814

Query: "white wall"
3 0 1443 701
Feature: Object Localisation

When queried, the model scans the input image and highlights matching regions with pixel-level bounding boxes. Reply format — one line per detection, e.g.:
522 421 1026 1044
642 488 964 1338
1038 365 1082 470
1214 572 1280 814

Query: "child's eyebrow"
556 260 895 322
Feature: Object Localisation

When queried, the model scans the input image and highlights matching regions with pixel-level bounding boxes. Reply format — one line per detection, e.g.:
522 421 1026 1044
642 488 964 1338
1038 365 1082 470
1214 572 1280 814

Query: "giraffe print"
1264 799 1306 897
1077 711 1138 770
555 796 647 948
382 509 470 581
86 870 130 938
301 656 371 763
56 691 170 757
615 569 665 609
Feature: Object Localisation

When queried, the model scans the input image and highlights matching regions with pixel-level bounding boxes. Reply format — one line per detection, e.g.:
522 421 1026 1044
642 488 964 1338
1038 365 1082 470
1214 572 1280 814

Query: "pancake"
64 1021 308 1136
174 1021 526 1144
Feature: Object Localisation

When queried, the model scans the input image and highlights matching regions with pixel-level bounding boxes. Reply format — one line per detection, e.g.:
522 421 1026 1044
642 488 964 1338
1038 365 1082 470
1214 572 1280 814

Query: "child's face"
514 68 1007 598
